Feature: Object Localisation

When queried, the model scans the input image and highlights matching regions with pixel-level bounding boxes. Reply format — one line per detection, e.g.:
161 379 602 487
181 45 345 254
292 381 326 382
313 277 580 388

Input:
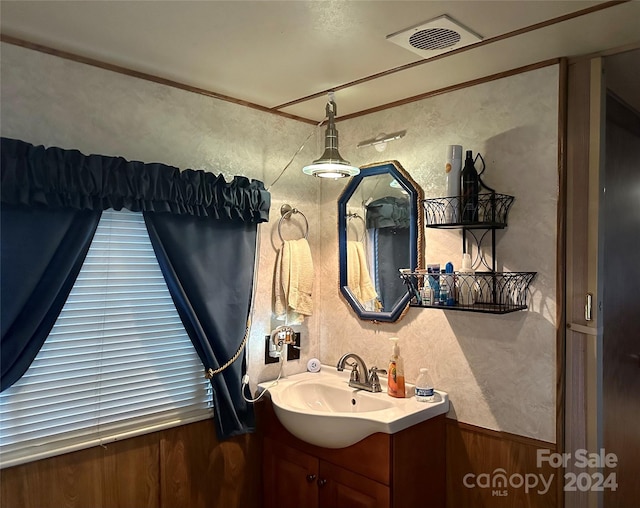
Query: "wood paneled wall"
0 419 261 508
2 413 560 508
446 419 559 508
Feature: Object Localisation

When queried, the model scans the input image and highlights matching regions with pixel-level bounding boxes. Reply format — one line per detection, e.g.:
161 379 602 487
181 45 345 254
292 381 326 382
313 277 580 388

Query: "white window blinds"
0 209 213 468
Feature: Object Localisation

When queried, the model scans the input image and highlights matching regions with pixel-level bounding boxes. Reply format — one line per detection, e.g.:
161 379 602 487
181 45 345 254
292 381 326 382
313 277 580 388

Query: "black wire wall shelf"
422 193 515 229
400 270 537 314
409 184 536 313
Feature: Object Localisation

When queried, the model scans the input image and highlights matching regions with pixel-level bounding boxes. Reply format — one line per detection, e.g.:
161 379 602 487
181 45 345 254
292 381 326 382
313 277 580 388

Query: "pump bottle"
387 337 406 398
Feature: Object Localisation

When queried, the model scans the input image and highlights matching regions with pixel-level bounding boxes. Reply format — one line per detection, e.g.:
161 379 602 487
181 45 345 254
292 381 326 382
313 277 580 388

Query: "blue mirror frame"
338 160 424 322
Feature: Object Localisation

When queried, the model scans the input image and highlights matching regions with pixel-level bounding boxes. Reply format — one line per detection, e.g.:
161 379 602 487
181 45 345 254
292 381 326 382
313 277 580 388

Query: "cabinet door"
318 461 390 508
263 438 319 508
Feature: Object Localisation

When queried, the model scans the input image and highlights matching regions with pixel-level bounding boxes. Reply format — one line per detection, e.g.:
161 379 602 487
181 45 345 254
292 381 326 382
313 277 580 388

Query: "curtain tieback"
204 319 251 379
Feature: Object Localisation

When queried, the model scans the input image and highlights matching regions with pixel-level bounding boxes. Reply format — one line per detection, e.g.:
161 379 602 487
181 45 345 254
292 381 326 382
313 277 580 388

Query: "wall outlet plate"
287 332 301 361
264 335 279 364
264 332 301 364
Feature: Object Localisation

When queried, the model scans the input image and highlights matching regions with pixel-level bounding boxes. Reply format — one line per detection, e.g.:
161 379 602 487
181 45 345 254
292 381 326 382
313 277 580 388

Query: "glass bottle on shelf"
461 150 479 222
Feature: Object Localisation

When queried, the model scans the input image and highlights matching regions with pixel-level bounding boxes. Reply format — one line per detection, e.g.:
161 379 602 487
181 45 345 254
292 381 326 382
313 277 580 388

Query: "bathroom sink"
279 380 396 413
258 366 449 448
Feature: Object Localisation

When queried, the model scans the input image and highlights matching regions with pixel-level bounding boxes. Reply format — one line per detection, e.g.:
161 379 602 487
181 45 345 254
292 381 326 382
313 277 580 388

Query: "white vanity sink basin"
258 366 449 448
279 380 396 413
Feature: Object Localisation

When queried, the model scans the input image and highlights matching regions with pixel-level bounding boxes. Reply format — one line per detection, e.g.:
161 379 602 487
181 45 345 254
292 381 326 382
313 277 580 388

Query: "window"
0 209 213 468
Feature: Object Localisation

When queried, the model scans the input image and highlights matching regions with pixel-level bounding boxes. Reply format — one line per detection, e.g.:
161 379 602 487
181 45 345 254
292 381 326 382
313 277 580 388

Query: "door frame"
563 44 640 508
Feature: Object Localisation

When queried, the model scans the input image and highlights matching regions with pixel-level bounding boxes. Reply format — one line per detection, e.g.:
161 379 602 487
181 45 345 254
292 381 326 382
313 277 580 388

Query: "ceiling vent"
387 15 482 58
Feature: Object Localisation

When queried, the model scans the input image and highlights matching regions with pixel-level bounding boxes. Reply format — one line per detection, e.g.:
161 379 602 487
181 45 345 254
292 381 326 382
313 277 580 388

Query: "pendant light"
302 98 360 179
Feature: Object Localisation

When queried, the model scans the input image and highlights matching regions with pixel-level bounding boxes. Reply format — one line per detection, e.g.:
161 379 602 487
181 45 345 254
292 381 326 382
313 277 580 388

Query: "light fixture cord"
266 117 325 191
267 92 336 190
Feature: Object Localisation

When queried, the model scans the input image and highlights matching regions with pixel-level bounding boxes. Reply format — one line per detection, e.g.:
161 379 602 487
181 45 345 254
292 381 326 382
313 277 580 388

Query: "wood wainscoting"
1 414 560 508
446 419 560 508
0 419 261 508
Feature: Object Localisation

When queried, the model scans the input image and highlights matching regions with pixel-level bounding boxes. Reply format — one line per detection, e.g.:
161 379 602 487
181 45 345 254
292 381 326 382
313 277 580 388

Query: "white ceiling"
1 1 639 122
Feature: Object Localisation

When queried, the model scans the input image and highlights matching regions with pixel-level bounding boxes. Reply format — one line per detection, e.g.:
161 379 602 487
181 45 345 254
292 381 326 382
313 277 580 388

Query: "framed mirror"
338 161 424 322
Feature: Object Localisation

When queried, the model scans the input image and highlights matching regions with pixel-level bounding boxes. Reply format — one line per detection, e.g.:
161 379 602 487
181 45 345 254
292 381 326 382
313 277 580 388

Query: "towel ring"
278 204 309 242
347 212 366 242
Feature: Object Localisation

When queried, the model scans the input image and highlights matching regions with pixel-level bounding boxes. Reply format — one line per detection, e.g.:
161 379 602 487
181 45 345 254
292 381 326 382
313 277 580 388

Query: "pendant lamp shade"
302 100 360 179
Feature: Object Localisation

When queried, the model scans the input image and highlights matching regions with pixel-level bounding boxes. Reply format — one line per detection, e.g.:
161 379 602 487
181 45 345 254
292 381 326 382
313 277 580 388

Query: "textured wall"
320 65 559 443
1 43 558 442
0 42 323 394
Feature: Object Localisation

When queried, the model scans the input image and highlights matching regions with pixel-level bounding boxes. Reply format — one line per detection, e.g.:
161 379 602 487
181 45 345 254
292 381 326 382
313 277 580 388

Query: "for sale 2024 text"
538 448 618 492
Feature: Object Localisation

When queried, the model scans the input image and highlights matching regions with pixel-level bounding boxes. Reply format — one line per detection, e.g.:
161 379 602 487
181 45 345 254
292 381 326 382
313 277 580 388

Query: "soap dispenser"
387 337 406 398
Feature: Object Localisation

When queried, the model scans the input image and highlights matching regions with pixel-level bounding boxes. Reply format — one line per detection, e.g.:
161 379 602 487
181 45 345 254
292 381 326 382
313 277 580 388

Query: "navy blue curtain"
0 204 101 390
145 213 257 439
1 137 270 439
0 137 270 220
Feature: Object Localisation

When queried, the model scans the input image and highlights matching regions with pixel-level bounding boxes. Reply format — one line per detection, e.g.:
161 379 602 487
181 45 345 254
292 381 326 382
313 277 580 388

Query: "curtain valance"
1 137 270 222
1 136 266 439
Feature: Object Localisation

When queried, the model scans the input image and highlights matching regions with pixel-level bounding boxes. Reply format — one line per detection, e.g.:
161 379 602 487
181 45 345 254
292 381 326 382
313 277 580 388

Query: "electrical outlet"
287 332 301 360
264 335 279 364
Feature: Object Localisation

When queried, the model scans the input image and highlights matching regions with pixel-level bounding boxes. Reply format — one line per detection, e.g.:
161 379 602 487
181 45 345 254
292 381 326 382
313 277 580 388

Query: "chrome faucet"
336 353 387 393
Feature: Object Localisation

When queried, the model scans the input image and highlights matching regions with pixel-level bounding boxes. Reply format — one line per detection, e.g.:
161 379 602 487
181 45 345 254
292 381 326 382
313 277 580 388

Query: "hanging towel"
273 238 314 324
347 241 378 304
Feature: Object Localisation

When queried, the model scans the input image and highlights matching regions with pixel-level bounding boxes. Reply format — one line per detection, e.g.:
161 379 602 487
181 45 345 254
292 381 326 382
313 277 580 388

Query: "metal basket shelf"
401 270 536 314
422 193 515 229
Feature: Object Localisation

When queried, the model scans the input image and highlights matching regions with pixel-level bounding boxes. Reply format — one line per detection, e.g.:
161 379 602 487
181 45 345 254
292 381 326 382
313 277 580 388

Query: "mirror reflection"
346 176 410 312
338 161 424 322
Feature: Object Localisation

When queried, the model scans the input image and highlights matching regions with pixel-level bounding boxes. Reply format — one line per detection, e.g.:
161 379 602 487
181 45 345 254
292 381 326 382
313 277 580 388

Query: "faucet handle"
348 362 361 383
368 366 387 392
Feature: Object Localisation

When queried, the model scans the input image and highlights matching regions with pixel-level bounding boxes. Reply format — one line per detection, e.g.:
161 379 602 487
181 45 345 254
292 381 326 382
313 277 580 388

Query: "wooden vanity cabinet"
263 438 319 508
259 400 445 508
264 438 389 508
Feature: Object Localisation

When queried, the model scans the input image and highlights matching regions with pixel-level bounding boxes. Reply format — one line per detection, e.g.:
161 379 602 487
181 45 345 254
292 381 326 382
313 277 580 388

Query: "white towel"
347 241 378 304
273 238 314 324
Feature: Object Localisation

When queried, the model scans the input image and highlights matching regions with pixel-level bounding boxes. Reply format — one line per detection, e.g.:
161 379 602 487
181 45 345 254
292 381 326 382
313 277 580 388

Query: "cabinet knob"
306 474 316 483
317 478 327 488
